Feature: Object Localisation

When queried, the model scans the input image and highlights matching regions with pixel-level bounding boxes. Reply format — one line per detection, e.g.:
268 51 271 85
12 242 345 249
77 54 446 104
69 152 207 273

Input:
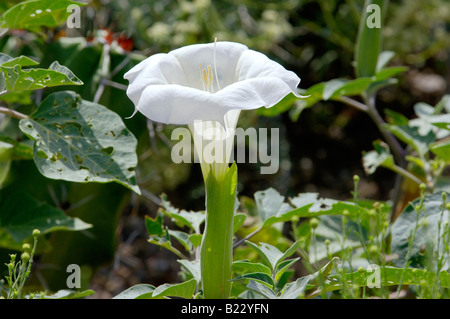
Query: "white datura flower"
124 41 301 179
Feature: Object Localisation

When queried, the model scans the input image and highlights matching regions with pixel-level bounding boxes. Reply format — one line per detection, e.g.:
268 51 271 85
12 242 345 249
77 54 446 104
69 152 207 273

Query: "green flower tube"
201 163 237 299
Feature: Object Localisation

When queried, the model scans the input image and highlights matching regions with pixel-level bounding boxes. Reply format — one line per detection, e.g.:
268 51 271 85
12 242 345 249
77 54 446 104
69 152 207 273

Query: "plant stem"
0 106 28 119
201 164 237 299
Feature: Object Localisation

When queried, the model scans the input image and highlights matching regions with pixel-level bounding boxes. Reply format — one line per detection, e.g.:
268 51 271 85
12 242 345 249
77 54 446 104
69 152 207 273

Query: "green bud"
324 239 331 246
368 209 376 217
419 183 426 192
32 229 40 237
446 203 450 210
342 209 350 217
442 192 447 202
357 266 365 273
368 245 379 255
309 217 320 229
353 175 360 183
22 243 31 252
21 252 30 263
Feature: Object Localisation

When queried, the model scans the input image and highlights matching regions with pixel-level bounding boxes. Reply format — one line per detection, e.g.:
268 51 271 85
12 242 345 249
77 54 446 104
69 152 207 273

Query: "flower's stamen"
199 63 214 93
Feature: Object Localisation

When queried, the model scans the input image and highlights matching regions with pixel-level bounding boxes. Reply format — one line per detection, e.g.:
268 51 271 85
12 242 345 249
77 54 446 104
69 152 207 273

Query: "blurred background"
0 0 449 298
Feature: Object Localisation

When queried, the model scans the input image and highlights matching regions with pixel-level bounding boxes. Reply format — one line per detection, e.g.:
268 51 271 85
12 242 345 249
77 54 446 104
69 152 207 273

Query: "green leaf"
275 257 300 283
188 233 202 248
145 213 164 237
168 229 192 252
384 124 436 157
152 278 197 299
324 78 373 100
253 188 292 227
1 0 86 32
113 284 155 299
245 240 301 272
233 212 246 233
0 191 92 242
362 140 395 174
232 260 272 276
374 66 408 81
376 51 395 72
354 0 387 78
0 61 83 93
246 280 278 299
178 259 201 283
159 194 205 233
19 91 140 194
391 192 450 268
430 140 450 162
40 289 95 299
279 276 311 299
0 54 39 68
232 272 275 288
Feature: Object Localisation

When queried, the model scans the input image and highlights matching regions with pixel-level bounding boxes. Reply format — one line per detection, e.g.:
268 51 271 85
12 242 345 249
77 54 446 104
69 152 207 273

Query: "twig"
0 106 28 119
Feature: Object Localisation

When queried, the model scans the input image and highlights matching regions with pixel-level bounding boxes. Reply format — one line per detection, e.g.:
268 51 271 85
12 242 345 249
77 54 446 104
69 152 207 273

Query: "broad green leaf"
246 280 278 299
253 188 292 227
145 213 164 237
376 51 395 72
233 212 246 233
0 54 39 68
0 61 83 93
178 259 201 283
279 276 311 299
362 140 395 174
1 0 86 32
324 78 373 100
168 229 193 252
113 284 155 299
19 91 140 194
245 240 301 272
391 192 450 268
430 140 450 162
384 124 436 157
232 260 272 276
231 272 275 288
0 191 92 242
159 194 205 233
275 257 300 283
188 233 202 248
152 278 197 299
374 66 408 81
40 289 95 299
355 0 387 78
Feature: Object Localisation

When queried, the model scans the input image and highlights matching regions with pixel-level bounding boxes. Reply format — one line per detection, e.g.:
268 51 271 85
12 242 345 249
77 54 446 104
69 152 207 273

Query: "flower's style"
124 41 302 299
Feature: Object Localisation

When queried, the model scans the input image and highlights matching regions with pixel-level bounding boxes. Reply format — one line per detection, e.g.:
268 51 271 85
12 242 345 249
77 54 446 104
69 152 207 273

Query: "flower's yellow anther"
199 63 215 92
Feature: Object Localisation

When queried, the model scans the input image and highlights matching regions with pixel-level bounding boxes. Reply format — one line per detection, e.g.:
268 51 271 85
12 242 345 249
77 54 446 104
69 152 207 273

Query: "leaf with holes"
0 61 83 94
18 91 140 194
0 0 86 32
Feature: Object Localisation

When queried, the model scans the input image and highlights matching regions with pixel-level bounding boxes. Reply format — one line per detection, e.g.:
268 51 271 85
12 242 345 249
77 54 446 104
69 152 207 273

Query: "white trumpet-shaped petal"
124 41 302 180
124 41 301 126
